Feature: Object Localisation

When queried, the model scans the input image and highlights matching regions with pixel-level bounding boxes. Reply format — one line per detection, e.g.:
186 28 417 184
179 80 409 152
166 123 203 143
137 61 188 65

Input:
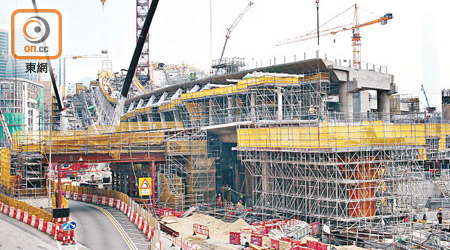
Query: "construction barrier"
0 197 70 243
306 240 329 250
0 193 52 221
229 232 241 245
271 238 280 249
170 234 199 250
251 234 263 247
310 222 320 235
156 206 184 217
193 223 210 239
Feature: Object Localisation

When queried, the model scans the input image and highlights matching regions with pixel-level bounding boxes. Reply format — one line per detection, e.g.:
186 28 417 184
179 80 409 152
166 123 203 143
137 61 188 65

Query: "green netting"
0 113 25 142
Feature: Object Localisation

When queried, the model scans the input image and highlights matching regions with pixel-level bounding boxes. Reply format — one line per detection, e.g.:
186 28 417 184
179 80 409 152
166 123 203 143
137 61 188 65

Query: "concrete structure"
443 89 450 122
0 29 39 81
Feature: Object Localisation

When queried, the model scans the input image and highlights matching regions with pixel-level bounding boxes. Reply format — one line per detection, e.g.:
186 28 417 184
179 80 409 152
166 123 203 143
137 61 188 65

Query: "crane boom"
277 13 392 46
70 54 108 60
276 3 393 69
216 1 253 73
111 0 160 125
421 84 431 108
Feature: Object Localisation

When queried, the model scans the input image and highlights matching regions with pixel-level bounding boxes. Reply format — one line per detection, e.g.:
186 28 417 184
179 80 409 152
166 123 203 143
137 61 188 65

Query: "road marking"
84 203 137 250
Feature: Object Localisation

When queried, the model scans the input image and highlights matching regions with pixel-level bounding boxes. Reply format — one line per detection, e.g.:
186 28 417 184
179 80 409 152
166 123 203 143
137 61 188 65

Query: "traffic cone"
62 231 67 245
70 230 76 245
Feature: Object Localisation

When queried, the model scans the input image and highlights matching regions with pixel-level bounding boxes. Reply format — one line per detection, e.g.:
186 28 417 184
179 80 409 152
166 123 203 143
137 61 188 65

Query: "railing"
11 124 166 155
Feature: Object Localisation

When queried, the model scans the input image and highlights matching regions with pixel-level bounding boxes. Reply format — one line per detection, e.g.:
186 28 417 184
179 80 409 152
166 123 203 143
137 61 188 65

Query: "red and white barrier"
15 209 21 220
22 212 28 223
55 217 69 224
92 195 98 204
9 206 15 217
171 234 198 250
0 200 68 243
193 223 210 239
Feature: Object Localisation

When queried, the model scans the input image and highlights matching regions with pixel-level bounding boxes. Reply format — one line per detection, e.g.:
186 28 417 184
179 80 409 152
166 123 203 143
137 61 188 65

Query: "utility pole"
151 160 156 215
316 0 320 47
48 112 52 208
315 0 321 121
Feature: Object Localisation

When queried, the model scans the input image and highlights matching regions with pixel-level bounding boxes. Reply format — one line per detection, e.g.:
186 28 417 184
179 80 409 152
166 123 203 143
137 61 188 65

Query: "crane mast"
111 0 160 125
352 4 361 69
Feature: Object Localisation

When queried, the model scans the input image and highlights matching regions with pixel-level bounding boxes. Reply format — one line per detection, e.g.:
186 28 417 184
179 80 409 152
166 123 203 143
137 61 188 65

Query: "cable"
304 4 355 37
209 0 213 83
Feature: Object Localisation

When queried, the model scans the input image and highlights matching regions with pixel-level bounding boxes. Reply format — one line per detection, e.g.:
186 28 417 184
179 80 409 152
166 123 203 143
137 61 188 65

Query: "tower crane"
277 4 393 70
215 1 254 74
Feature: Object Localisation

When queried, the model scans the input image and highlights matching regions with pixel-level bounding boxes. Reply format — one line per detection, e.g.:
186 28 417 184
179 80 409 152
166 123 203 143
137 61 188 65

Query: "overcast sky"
0 0 449 108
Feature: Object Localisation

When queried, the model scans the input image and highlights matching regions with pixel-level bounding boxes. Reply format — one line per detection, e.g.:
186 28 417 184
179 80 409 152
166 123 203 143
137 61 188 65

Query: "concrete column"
250 93 256 122
173 111 180 123
209 99 214 125
377 90 389 120
443 104 450 122
159 112 165 128
227 97 233 123
339 82 354 120
276 88 283 121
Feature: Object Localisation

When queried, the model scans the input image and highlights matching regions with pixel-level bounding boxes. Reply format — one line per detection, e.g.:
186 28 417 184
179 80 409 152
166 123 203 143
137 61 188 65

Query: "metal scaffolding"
235 117 450 245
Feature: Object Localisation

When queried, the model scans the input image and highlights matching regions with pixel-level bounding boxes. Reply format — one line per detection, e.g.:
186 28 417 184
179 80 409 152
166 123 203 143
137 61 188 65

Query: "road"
69 201 149 250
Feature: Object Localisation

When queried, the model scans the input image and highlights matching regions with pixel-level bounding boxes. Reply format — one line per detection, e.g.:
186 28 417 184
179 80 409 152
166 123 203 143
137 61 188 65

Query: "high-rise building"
0 29 43 147
0 29 7 78
6 57 39 82
0 29 39 81
0 78 43 147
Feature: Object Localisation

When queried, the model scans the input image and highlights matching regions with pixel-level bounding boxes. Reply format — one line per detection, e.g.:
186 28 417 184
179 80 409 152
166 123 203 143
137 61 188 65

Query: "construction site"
1 1 450 250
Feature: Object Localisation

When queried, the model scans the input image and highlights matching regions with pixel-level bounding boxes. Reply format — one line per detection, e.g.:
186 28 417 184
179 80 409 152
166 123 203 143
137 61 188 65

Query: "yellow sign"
138 177 152 196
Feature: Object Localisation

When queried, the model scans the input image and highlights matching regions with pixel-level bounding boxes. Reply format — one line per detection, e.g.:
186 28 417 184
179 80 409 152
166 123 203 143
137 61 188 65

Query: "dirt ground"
161 213 249 249
161 213 367 250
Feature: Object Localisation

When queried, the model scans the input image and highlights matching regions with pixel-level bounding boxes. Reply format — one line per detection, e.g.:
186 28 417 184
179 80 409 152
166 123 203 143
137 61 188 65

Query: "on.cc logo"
23 16 50 44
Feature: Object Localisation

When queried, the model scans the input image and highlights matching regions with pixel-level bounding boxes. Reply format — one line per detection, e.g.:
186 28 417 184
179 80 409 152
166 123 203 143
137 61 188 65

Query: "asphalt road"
70 201 135 250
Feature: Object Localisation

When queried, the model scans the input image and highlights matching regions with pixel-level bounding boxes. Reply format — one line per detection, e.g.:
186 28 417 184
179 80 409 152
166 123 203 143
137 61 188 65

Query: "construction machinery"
111 0 160 125
214 1 254 75
421 84 436 113
277 4 393 70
